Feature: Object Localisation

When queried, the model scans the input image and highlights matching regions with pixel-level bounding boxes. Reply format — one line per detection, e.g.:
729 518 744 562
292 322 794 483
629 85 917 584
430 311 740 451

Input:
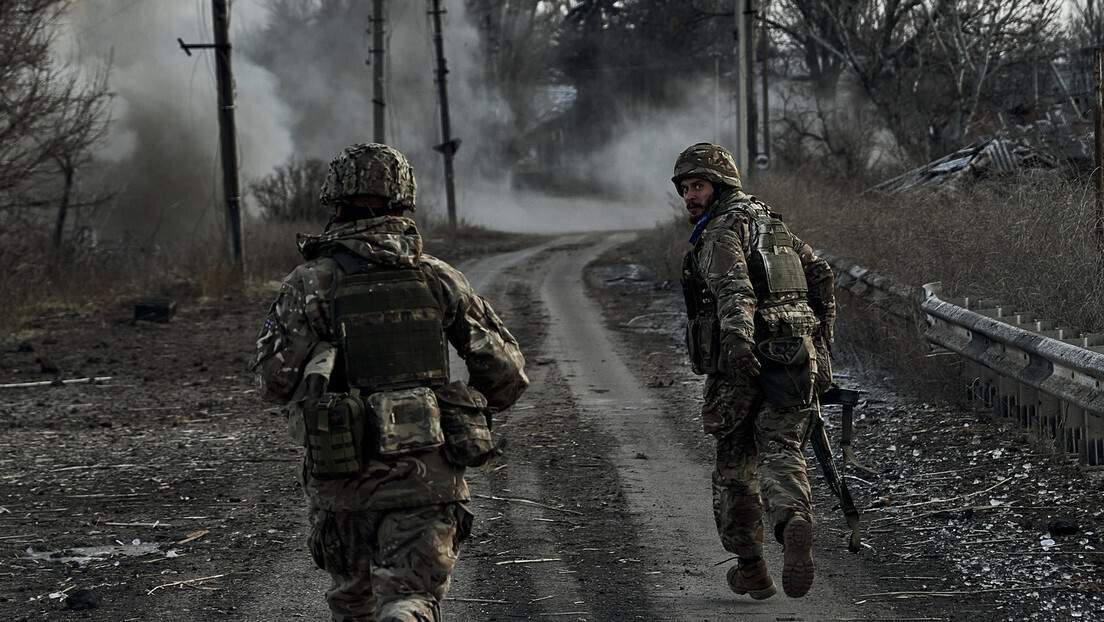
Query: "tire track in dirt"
447 232 898 621
444 241 599 619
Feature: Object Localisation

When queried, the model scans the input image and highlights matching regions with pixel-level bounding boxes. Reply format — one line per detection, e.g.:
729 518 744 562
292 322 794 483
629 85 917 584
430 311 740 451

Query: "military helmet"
671 142 742 193
319 143 417 211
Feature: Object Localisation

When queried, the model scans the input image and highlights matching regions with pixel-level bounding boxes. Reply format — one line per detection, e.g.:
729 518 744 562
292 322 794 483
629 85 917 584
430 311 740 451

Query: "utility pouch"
306 391 367 479
366 387 444 456
435 381 496 467
756 336 816 408
686 315 721 375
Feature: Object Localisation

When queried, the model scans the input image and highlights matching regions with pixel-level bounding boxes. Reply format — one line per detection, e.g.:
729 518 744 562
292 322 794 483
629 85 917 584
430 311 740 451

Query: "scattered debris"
872 111 1094 194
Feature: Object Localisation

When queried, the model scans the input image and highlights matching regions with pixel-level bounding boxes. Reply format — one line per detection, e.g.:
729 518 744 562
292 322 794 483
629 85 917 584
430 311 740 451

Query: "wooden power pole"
177 0 243 269
370 0 386 143
760 15 770 172
1095 48 1104 251
734 0 757 174
743 0 757 169
429 0 459 228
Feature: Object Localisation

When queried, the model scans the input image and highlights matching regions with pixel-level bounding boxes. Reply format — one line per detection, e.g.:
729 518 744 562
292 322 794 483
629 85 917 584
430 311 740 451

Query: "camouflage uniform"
674 144 835 588
250 145 528 622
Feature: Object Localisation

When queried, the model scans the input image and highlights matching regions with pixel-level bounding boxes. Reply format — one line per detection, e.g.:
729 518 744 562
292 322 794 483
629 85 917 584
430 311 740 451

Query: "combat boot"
782 516 814 598
377 596 440 622
726 558 777 600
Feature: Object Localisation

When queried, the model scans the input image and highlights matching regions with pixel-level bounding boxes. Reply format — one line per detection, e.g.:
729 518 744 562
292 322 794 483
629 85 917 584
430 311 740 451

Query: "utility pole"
759 15 770 173
370 0 386 143
733 2 746 173
177 0 242 270
1095 48 1104 251
429 0 460 228
734 0 756 174
742 0 758 172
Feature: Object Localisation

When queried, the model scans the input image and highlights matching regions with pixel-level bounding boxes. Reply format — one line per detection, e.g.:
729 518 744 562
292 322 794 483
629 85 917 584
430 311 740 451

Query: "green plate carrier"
332 258 449 392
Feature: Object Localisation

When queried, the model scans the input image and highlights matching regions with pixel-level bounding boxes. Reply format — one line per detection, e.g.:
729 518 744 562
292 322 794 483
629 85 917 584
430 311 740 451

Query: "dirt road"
444 232 885 621
2 232 1099 621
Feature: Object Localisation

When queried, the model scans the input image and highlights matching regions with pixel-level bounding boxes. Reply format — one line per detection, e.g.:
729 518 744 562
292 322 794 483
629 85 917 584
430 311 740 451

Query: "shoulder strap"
323 245 370 276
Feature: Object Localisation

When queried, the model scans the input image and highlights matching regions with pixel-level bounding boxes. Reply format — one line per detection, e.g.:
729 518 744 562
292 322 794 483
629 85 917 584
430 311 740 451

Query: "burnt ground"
1 231 1102 621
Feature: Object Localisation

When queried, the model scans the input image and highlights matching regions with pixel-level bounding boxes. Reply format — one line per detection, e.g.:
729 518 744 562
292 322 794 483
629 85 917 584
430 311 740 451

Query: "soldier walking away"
249 143 529 622
672 143 835 599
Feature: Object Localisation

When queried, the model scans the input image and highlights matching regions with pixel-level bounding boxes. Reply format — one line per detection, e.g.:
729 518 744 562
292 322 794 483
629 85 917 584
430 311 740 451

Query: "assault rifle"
810 385 866 553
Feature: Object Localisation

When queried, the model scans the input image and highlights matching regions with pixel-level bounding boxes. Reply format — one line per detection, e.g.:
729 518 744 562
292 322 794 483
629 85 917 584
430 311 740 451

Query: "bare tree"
0 0 112 253
465 1 564 161
768 0 854 99
776 86 887 182
769 0 1062 164
249 157 329 222
1069 0 1104 50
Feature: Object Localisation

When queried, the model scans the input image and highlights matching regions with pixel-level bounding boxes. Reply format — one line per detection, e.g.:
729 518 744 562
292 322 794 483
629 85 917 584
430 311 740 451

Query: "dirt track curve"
443 233 890 621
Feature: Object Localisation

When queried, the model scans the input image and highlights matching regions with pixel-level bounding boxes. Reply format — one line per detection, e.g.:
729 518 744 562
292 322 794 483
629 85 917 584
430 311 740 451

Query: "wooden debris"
889 477 1012 510
872 503 1014 526
176 530 209 545
0 376 112 389
446 597 510 604
472 493 583 516
856 584 1065 600
147 573 226 595
495 557 562 565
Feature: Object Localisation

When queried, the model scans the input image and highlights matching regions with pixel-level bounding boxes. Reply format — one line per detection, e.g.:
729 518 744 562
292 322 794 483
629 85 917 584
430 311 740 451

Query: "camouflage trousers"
308 500 474 622
701 374 813 559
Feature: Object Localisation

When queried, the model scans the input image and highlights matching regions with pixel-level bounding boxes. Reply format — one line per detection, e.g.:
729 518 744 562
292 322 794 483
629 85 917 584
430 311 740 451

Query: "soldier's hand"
724 340 761 379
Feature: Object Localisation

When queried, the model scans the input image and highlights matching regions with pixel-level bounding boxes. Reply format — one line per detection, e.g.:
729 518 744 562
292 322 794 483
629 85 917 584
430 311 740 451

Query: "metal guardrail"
823 253 1104 466
922 283 1104 466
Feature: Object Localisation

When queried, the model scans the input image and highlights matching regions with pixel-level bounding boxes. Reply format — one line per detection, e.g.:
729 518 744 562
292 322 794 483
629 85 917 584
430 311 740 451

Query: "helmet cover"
671 142 742 193
319 143 417 211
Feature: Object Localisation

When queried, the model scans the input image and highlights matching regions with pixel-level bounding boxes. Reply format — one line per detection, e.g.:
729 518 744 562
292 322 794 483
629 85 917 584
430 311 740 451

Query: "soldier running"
250 143 529 621
673 142 836 599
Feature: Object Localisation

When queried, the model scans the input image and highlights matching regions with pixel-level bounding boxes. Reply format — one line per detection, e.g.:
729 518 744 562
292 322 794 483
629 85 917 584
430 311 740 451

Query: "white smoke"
56 1 732 239
59 1 292 241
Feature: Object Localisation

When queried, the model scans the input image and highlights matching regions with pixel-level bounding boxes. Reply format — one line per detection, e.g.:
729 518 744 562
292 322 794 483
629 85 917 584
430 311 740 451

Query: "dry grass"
0 213 553 339
754 169 1104 334
244 216 318 284
0 216 312 339
620 203 689 286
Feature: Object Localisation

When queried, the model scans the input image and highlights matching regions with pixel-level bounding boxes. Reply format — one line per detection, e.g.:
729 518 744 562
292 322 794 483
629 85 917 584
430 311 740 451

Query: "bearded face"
678 177 715 223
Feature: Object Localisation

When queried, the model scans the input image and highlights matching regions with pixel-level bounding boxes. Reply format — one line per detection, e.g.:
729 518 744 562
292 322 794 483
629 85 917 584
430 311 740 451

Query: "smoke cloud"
60 1 735 240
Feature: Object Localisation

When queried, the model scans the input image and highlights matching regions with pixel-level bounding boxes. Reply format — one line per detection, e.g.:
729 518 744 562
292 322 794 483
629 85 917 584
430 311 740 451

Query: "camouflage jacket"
249 215 529 511
689 188 835 350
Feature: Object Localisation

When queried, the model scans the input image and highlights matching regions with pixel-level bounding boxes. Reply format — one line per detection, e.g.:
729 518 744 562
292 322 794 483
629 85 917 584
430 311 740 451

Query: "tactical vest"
328 249 450 392
681 202 811 374
745 206 808 303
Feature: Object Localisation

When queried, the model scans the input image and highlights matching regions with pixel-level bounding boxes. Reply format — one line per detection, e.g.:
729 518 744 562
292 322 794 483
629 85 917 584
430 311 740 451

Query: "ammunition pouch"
686 314 721 375
366 386 444 456
306 386 444 478
435 381 498 467
306 391 368 479
756 336 816 409
683 249 722 376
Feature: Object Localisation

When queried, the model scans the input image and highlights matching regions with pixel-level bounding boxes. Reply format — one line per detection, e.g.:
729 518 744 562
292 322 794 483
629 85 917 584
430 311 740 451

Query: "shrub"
249 157 330 222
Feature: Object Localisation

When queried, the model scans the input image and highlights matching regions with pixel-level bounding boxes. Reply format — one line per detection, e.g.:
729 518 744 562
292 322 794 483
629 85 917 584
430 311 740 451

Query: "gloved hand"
723 340 761 378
